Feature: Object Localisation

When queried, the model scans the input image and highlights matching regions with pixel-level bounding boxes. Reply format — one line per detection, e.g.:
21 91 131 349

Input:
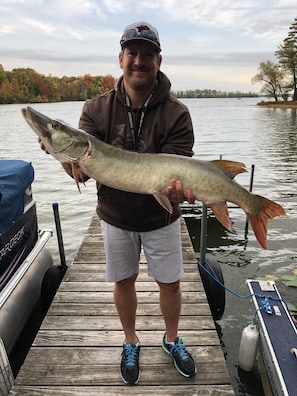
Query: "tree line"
175 89 257 98
252 17 297 101
0 64 258 105
0 65 116 104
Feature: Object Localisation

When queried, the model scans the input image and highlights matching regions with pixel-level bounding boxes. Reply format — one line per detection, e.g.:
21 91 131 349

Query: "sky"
1 0 296 92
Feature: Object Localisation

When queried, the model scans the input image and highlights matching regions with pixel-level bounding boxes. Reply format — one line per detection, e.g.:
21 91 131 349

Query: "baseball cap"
120 22 161 53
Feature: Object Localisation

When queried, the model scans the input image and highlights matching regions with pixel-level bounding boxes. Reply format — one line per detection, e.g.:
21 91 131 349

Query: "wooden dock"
9 216 234 395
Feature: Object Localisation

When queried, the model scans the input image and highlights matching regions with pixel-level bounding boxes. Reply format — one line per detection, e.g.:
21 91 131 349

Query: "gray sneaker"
162 333 197 377
120 342 140 385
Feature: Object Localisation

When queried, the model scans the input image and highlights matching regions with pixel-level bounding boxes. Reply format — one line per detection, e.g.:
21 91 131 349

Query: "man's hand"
38 137 50 154
165 179 196 204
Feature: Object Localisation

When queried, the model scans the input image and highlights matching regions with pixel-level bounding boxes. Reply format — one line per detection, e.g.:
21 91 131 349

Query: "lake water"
1 98 296 395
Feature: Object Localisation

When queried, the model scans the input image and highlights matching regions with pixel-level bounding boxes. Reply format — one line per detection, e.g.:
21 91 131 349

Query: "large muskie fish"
22 106 285 249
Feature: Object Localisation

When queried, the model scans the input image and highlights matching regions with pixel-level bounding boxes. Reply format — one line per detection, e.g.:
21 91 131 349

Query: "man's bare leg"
114 273 139 344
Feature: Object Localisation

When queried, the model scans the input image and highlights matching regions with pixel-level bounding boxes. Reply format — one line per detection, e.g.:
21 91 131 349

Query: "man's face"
119 41 162 92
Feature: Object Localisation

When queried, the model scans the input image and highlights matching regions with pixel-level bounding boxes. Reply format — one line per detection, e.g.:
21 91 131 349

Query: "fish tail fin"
208 202 231 230
247 195 286 249
212 160 247 179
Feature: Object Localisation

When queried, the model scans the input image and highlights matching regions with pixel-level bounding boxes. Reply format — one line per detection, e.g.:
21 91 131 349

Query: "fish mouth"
22 107 74 158
22 107 51 139
22 106 92 162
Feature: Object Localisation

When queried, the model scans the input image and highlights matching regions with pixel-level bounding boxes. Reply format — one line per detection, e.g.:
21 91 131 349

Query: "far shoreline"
257 100 297 109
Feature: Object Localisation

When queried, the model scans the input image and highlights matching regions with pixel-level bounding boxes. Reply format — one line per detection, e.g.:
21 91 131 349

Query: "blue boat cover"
0 160 34 233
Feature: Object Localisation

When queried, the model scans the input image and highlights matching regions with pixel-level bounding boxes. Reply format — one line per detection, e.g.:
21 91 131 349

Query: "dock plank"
10 385 235 396
9 216 234 395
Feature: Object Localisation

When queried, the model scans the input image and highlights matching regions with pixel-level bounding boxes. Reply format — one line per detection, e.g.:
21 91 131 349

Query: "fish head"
22 106 91 163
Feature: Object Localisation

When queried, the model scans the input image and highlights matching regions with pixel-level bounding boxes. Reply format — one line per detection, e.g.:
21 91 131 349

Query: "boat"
239 279 297 395
0 160 65 358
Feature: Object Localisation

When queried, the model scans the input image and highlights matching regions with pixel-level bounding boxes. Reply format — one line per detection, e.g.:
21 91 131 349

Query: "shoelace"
123 343 139 367
170 342 189 361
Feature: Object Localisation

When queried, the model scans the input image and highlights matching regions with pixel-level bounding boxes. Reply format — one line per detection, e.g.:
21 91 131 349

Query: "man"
41 21 197 385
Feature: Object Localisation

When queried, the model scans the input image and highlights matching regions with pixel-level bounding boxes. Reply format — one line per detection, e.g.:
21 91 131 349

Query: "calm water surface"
1 98 296 395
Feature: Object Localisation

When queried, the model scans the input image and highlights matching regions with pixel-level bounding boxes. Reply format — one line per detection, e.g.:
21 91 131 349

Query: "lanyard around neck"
125 92 152 151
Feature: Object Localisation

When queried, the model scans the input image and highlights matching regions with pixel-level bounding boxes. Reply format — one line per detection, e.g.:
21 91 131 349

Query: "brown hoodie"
78 71 194 231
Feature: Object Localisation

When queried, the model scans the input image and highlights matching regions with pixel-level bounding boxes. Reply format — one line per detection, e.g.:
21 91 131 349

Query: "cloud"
166 51 277 66
23 18 56 35
1 45 276 68
0 47 114 63
0 0 295 90
136 0 294 37
0 25 15 34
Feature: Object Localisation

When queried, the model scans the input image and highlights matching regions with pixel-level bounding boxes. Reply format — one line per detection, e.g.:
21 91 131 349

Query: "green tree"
275 17 297 100
251 61 290 101
0 64 5 84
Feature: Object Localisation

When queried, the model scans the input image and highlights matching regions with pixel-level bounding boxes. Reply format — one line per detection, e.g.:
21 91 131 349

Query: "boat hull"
0 202 38 292
0 160 56 355
0 237 53 355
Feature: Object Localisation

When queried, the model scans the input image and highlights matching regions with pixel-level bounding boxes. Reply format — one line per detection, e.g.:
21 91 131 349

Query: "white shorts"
99 219 184 283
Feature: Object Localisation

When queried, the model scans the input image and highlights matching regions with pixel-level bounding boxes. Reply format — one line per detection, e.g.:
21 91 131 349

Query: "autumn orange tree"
0 65 116 104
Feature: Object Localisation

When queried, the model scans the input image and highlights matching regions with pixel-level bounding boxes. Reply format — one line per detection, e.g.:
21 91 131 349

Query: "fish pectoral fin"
211 160 247 179
208 202 231 230
153 193 173 214
71 163 83 193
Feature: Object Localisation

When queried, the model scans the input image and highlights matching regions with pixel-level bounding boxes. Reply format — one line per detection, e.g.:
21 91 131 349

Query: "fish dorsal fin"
211 160 247 179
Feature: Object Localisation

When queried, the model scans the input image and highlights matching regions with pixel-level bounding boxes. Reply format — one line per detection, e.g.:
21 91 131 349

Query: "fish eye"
52 121 59 130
